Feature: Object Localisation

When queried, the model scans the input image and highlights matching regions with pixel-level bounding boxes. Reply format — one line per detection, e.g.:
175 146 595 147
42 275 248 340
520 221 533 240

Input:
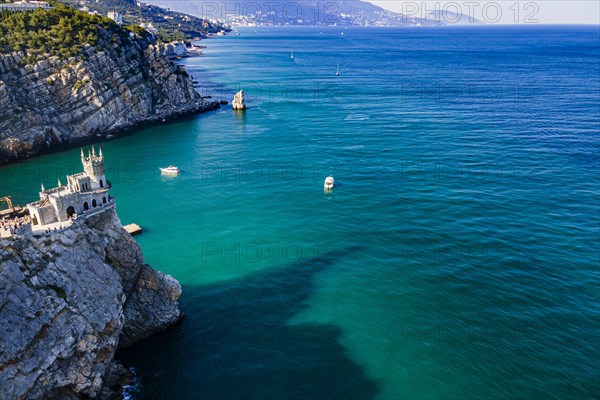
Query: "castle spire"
92 146 96 157
99 147 103 158
57 178 62 187
81 148 85 160
88 149 91 159
41 183 45 192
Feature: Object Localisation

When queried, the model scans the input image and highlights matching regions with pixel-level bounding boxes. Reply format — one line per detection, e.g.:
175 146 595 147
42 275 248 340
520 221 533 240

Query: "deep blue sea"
1 26 599 399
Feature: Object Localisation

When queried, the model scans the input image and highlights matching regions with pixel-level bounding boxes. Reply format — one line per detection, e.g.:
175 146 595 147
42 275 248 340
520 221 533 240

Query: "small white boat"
336 64 340 76
160 165 180 175
290 50 294 59
324 176 334 190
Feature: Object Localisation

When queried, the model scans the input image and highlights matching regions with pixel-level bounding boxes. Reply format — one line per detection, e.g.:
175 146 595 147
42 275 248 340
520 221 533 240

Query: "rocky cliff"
0 34 219 164
0 208 182 399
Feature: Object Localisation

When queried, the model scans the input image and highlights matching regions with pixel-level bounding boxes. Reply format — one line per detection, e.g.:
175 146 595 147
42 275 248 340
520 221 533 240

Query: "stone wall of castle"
31 203 58 226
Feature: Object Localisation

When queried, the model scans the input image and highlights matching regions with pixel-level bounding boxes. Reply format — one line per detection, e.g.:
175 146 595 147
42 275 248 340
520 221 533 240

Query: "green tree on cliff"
0 4 131 60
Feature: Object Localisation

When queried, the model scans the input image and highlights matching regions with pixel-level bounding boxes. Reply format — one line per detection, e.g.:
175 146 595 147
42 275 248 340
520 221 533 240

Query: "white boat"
336 64 340 76
324 176 334 190
160 165 180 175
290 50 294 59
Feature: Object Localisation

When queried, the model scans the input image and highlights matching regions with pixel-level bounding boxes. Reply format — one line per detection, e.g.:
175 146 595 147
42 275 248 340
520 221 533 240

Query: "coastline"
0 28 232 167
0 99 222 167
0 29 223 166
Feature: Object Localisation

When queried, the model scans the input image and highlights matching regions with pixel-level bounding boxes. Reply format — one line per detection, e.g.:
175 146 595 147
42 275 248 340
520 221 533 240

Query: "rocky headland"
0 6 221 164
0 208 182 399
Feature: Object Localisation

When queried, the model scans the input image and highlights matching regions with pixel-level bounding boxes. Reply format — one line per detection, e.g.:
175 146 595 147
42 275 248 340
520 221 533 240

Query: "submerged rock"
0 209 182 399
232 89 246 110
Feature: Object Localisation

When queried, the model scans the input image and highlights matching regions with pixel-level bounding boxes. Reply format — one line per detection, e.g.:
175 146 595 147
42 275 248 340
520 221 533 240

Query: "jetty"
0 196 25 218
124 223 142 236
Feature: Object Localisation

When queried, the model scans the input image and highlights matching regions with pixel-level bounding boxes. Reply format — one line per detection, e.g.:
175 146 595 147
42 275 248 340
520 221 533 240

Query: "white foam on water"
344 114 370 121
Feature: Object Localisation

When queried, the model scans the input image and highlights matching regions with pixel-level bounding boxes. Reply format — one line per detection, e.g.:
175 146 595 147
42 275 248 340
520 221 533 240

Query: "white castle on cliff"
27 147 113 229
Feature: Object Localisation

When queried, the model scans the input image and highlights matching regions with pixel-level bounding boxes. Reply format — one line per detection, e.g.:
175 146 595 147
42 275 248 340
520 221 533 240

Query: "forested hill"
0 4 143 61
59 0 229 41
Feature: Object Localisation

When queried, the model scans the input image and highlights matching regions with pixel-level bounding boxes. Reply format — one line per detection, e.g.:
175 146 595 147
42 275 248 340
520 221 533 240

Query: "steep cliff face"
0 209 182 399
0 38 219 164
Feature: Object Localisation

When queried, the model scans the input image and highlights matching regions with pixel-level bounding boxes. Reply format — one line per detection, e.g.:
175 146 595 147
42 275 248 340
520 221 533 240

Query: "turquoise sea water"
1 26 599 399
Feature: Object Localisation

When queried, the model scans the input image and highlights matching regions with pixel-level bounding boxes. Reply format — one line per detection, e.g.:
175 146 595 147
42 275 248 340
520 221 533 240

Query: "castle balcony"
88 182 112 194
74 180 111 194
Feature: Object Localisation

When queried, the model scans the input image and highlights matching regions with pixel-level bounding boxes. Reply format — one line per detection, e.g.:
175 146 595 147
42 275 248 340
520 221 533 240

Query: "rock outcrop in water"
232 89 246 110
0 38 220 164
0 208 182 399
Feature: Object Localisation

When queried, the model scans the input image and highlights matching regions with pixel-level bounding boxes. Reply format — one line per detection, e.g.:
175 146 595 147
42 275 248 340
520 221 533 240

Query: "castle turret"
39 183 47 200
82 146 105 179
80 146 107 190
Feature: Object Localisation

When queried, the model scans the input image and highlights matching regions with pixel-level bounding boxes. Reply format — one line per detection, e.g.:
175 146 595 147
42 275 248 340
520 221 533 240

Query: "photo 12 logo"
199 1 343 25
401 1 540 24
195 82 338 104
201 242 339 264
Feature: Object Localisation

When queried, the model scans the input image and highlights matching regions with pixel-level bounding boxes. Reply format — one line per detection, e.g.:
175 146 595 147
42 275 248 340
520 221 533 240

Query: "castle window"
84 202 89 211
66 206 75 218
100 180 104 188
92 199 97 208
103 197 107 204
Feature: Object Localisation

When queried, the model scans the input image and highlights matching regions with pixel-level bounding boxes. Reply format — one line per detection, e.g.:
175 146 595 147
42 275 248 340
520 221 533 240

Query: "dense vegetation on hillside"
0 4 136 60
60 0 227 41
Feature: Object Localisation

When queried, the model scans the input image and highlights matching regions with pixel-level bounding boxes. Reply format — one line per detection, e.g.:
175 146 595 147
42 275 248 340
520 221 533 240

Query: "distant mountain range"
145 0 481 27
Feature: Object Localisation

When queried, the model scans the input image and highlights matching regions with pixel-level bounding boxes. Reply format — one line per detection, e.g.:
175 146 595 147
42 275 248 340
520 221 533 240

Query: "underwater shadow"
118 246 379 400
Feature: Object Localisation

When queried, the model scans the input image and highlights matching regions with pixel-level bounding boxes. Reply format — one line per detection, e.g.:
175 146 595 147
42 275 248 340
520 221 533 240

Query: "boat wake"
344 114 370 121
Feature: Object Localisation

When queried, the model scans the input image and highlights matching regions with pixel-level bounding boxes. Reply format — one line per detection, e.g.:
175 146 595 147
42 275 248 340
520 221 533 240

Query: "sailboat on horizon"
336 64 340 76
291 50 294 59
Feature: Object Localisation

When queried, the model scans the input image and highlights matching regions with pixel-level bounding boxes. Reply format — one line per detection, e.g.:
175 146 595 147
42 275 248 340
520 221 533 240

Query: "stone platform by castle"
0 146 115 238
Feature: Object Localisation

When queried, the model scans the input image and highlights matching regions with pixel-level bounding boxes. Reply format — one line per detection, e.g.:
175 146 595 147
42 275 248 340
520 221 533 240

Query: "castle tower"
82 146 105 179
81 146 107 189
